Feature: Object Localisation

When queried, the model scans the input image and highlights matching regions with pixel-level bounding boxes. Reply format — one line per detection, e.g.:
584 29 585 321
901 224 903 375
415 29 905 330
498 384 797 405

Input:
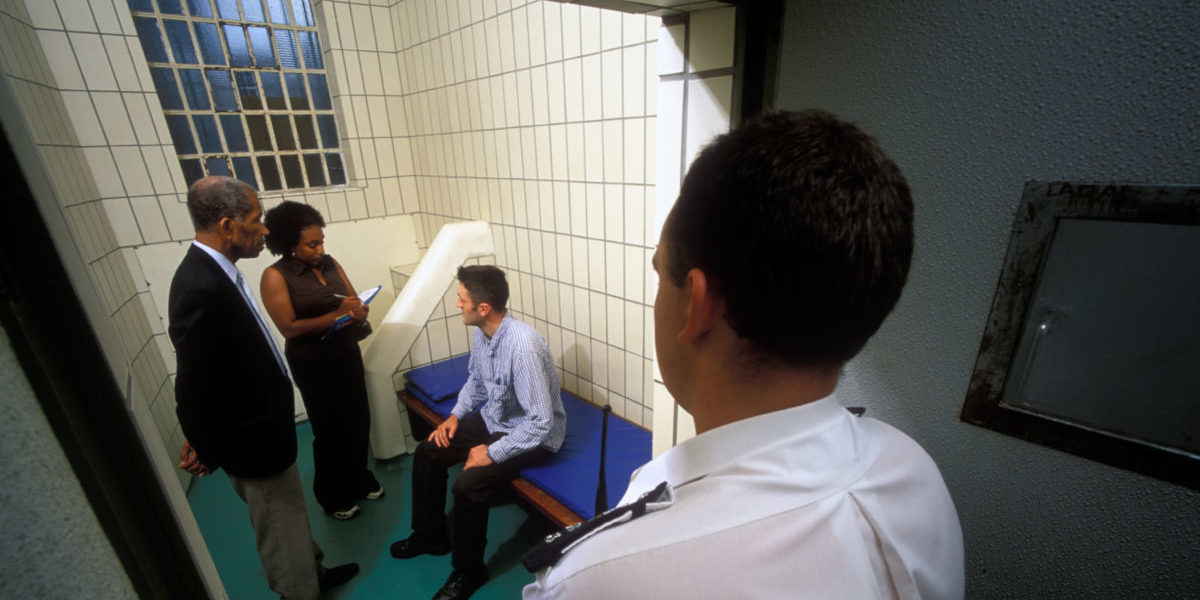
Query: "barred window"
128 0 345 191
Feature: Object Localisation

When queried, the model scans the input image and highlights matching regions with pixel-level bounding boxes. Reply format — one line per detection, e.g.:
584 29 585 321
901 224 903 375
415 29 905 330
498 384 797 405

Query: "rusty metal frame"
961 181 1200 489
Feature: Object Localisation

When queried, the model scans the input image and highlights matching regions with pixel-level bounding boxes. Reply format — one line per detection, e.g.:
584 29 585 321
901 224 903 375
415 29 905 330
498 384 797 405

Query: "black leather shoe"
318 562 359 591
389 534 452 559
431 569 489 600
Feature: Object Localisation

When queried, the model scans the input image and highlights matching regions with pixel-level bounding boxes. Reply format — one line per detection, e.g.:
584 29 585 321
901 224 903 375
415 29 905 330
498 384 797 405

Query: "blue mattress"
405 354 470 405
403 357 652 521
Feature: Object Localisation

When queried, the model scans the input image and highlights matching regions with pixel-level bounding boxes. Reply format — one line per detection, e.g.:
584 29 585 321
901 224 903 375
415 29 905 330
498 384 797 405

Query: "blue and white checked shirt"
451 313 566 463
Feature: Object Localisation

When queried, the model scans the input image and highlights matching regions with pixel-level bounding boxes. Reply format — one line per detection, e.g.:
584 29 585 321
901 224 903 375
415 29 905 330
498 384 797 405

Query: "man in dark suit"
169 175 357 599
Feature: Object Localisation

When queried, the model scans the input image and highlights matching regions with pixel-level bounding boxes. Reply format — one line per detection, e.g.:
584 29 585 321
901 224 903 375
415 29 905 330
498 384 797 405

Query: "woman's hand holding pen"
338 295 368 321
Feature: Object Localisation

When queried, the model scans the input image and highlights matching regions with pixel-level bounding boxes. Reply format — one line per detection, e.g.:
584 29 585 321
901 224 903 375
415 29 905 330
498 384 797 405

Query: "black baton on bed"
595 404 611 515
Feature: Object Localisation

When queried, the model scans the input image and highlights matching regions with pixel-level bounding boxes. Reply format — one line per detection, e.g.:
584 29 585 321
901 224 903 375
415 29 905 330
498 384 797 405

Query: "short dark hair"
457 265 509 312
186 176 255 232
263 201 326 256
663 110 914 369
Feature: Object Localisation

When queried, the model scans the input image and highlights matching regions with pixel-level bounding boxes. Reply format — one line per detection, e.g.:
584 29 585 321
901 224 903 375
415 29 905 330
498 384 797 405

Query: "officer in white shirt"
523 110 965 599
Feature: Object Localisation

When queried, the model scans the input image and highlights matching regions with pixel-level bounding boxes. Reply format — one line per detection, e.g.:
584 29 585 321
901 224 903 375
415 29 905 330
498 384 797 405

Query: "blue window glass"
206 69 237 111
257 156 282 190
192 115 223 153
260 72 286 109
233 71 262 109
166 115 197 154
242 0 266 22
178 69 211 110
267 0 289 24
193 23 225 65
284 73 308 109
232 156 257 188
316 114 338 148
294 115 317 149
271 115 296 150
275 30 299 69
280 155 304 187
149 68 183 110
127 0 154 11
205 156 231 176
185 0 212 17
157 0 184 14
290 0 313 26
177 69 210 110
248 26 276 68
215 0 240 19
246 115 272 150
224 25 251 67
307 74 330 109
133 17 169 63
298 31 322 68
163 19 198 64
326 153 345 185
303 154 325 187
220 115 248 151
180 158 204 184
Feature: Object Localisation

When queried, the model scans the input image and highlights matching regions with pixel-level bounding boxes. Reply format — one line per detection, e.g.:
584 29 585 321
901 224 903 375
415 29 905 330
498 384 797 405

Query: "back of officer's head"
661 110 914 370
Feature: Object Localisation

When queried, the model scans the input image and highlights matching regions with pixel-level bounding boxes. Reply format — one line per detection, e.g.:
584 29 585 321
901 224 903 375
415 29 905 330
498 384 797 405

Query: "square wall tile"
39 30 84 89
84 146 125 198
113 146 153 196
688 6 736 72
61 91 105 146
57 0 97 31
600 48 621 119
602 120 623 183
26 0 63 29
624 299 644 356
70 33 117 91
102 197 141 246
130 195 169 243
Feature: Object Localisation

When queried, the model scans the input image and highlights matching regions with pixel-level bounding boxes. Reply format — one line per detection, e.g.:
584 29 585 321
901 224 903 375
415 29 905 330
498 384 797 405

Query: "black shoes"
389 534 452 559
318 562 359 591
431 568 489 600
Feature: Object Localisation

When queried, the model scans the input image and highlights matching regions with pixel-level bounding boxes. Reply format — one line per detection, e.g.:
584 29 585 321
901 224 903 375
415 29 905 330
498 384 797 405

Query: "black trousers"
411 413 553 574
287 347 379 513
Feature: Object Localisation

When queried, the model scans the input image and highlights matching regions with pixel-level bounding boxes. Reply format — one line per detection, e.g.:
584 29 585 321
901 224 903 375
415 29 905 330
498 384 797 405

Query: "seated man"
523 111 965 599
392 265 566 600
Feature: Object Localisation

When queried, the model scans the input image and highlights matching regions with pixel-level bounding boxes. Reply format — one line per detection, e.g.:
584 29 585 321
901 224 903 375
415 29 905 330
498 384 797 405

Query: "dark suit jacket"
169 244 297 478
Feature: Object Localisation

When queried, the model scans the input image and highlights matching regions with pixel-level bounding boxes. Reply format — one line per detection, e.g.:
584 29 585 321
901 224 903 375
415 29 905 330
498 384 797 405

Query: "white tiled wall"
394 0 662 429
3 0 735 483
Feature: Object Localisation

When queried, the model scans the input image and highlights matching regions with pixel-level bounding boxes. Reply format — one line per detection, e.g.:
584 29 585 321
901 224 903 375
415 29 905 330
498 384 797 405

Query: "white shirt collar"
192 240 239 285
623 393 849 499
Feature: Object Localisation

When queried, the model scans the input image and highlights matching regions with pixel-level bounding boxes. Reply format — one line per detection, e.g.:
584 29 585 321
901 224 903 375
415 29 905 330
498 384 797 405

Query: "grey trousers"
228 462 325 600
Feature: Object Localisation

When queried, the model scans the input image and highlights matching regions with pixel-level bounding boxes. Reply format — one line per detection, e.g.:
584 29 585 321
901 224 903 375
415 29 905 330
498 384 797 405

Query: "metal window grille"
128 0 345 191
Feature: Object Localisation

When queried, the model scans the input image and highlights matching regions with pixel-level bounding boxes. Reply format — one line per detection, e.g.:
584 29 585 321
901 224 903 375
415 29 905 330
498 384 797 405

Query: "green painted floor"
187 422 555 599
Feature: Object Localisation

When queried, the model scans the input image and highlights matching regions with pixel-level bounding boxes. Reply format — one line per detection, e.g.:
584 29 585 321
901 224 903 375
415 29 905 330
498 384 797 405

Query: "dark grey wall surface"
777 1 1200 597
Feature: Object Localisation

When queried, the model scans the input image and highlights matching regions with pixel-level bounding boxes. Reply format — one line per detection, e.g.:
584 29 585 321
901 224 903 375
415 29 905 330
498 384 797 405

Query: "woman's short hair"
263 201 326 256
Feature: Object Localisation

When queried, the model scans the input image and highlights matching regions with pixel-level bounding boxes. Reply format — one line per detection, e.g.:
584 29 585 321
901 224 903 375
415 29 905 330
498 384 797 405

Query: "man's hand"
179 441 212 476
429 414 459 448
464 444 493 470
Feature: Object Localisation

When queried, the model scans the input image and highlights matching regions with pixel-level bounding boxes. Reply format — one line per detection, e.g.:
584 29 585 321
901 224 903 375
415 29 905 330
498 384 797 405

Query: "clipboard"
321 285 381 340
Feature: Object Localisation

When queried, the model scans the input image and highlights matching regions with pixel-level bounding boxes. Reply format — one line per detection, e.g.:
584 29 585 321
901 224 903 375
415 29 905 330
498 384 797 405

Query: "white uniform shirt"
523 394 965 599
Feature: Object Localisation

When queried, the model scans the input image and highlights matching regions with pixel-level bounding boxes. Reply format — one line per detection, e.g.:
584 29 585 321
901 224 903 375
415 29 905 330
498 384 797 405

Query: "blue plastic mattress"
402 356 652 521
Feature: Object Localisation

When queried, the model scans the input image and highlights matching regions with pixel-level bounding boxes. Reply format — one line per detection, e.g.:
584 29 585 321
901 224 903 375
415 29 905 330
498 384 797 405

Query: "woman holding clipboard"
261 201 382 520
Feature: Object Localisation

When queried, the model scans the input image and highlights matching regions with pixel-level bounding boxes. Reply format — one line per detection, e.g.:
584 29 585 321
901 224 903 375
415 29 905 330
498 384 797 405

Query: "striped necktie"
235 270 288 374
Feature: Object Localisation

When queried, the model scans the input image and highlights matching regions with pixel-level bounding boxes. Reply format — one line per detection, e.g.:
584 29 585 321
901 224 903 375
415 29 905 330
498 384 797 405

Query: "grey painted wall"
777 1 1199 597
0 325 137 599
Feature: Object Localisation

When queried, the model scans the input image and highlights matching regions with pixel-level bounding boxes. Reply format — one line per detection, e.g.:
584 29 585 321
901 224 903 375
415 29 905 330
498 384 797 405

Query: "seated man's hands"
465 444 493 470
429 414 459 448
